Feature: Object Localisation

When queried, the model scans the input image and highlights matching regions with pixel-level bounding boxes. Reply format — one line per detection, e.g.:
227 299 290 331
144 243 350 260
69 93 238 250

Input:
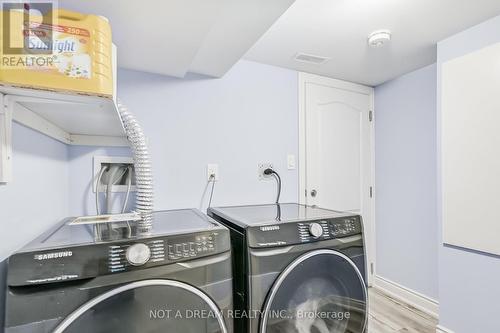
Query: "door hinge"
370 262 374 275
369 110 373 122
304 189 308 197
369 186 373 198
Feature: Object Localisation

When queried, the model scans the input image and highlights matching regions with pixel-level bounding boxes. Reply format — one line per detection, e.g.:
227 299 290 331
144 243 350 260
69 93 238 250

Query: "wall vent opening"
294 53 330 65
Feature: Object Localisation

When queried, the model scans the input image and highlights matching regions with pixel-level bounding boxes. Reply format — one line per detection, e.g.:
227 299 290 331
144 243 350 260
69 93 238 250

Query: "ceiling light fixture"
368 30 392 48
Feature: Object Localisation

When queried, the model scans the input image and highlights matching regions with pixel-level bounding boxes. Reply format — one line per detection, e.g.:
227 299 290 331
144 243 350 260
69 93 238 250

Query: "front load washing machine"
4 209 233 333
208 203 367 333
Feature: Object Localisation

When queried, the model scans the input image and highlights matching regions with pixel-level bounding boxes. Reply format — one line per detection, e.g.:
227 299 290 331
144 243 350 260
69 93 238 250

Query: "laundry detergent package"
0 8 113 97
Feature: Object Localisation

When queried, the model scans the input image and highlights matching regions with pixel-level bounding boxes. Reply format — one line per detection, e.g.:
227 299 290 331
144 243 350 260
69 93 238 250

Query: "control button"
309 223 324 238
153 257 165 261
126 243 151 266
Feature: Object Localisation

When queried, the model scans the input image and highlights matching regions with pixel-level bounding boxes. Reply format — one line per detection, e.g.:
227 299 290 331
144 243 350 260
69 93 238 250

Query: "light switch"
287 154 296 170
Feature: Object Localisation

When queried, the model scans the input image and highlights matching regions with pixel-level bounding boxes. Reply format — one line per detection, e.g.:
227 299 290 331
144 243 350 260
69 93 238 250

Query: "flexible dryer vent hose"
116 99 154 234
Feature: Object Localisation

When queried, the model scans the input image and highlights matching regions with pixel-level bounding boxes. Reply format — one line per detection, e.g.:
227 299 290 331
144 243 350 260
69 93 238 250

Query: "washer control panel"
167 234 216 260
107 232 219 273
109 239 166 273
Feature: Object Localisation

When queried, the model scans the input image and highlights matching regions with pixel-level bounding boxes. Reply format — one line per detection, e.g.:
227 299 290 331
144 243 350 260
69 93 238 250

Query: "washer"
208 203 368 333
4 209 233 333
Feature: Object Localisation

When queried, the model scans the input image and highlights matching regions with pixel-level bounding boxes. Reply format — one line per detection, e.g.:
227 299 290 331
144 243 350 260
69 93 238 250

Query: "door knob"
310 189 317 197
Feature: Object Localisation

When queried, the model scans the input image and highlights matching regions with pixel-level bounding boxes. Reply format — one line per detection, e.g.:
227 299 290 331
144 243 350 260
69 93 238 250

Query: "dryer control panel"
247 215 362 248
330 217 359 237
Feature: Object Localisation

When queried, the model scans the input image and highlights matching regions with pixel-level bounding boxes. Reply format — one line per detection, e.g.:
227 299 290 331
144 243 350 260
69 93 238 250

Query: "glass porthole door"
53 279 227 333
260 249 368 333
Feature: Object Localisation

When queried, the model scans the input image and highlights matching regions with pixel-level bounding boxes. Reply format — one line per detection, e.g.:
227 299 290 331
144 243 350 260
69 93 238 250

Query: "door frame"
298 72 376 285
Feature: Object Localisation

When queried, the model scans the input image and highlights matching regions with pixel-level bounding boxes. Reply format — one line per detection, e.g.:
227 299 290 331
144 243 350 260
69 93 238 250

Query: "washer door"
260 249 367 333
52 279 227 333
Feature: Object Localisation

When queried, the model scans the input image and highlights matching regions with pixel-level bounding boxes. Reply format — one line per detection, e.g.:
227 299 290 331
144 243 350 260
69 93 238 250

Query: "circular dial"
126 243 151 266
309 223 324 238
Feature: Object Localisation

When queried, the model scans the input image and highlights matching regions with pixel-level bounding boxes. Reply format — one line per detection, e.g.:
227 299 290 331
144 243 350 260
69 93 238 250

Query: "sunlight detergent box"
0 8 113 97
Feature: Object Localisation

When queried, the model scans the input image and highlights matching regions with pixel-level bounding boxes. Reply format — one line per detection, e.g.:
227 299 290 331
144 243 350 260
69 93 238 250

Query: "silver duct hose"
116 99 154 234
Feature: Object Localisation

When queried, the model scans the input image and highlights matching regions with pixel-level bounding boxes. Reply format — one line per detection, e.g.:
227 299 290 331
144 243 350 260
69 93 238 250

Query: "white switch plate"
207 164 219 181
287 154 296 170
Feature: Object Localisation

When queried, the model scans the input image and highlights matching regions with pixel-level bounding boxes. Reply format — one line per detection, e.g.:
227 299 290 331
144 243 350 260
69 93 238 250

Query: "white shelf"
1 86 127 146
0 44 127 184
0 43 126 147
0 87 129 183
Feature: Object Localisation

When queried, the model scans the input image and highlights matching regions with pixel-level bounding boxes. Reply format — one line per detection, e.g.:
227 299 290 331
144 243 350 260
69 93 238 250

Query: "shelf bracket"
0 93 13 184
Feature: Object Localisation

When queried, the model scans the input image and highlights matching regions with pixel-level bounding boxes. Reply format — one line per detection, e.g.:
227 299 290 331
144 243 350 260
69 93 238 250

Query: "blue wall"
68 59 299 216
0 123 69 329
375 64 439 300
437 14 500 333
0 124 69 260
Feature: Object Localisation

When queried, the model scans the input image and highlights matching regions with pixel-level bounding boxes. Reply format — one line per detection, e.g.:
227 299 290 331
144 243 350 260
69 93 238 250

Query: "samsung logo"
260 225 280 232
34 251 73 261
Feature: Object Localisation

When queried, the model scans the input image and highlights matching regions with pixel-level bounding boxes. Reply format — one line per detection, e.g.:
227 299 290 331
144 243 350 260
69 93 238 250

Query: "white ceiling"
58 0 500 85
244 0 500 86
58 0 295 78
189 0 297 77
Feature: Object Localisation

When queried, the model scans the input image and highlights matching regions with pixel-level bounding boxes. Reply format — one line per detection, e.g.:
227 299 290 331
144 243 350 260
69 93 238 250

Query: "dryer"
4 209 233 333
208 203 367 333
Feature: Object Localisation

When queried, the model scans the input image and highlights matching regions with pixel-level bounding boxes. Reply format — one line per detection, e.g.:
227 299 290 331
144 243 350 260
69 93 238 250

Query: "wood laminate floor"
368 288 438 333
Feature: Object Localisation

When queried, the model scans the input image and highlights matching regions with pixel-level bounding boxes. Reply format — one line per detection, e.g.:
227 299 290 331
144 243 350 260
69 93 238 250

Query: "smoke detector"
294 53 330 65
368 30 392 48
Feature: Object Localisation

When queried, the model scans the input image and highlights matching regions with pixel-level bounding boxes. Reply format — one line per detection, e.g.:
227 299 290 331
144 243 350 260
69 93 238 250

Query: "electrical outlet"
207 164 219 181
258 163 274 180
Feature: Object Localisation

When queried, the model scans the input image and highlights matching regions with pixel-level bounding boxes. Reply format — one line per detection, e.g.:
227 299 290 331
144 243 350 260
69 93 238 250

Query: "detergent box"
0 8 113 97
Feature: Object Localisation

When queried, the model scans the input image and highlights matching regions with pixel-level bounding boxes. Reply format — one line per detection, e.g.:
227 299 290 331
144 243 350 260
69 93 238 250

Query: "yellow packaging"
0 9 113 97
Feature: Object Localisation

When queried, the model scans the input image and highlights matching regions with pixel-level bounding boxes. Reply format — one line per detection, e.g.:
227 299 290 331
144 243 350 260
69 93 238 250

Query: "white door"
299 72 375 285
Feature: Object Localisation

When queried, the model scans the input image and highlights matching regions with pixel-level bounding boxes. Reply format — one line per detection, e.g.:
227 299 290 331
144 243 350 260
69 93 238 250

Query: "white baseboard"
436 324 455 333
373 275 439 319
